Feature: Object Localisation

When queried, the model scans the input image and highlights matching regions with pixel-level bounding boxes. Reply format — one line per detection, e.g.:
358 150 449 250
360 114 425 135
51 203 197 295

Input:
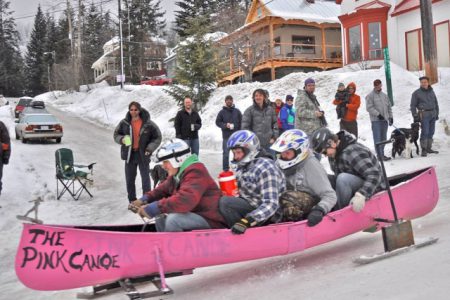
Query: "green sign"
383 47 394 106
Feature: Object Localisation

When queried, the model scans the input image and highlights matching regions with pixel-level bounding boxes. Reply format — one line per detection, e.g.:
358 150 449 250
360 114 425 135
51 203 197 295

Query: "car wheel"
15 132 19 140
22 137 27 144
56 137 61 143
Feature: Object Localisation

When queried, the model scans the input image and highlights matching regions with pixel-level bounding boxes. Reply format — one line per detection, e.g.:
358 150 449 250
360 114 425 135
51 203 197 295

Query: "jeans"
329 173 364 209
371 120 388 157
420 114 436 140
125 151 150 202
184 139 199 156
219 196 254 227
340 120 358 138
222 138 230 171
155 212 211 232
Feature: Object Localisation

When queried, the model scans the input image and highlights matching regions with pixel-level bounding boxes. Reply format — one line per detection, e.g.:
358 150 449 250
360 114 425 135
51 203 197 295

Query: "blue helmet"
227 130 260 167
271 129 309 169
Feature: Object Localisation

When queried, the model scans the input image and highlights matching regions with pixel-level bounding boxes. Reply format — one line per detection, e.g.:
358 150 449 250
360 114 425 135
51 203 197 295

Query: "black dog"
150 164 168 188
391 122 420 158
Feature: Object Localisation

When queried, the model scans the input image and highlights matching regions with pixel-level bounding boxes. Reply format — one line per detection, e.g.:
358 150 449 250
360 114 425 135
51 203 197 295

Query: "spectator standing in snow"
273 98 284 133
215 95 242 171
132 139 226 232
114 101 162 202
279 94 296 132
242 89 279 154
410 76 440 157
219 130 286 234
366 79 393 161
333 82 349 121
334 82 360 138
174 97 202 156
0 121 11 199
310 128 385 213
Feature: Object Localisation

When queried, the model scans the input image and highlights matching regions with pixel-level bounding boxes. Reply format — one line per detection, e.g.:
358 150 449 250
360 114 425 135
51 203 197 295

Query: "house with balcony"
336 0 449 70
217 0 342 84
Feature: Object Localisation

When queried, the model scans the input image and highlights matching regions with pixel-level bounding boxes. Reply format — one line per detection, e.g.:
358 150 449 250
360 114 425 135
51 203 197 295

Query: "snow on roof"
264 0 341 23
104 36 120 47
91 46 119 69
149 36 168 45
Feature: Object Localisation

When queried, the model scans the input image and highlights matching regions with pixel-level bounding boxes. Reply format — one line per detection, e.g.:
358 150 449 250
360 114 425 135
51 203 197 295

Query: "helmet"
154 138 191 168
227 130 260 167
271 129 309 169
310 128 334 154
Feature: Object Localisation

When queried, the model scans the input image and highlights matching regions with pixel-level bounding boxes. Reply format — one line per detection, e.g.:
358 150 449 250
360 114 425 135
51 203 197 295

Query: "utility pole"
118 0 125 88
419 0 438 84
66 0 76 90
77 0 83 88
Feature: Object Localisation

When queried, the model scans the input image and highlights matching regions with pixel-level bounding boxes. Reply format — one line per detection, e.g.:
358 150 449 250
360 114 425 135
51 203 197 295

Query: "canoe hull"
15 167 439 291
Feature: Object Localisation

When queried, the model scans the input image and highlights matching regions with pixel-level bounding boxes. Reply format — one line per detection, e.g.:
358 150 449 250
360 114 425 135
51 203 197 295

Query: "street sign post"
383 47 394 106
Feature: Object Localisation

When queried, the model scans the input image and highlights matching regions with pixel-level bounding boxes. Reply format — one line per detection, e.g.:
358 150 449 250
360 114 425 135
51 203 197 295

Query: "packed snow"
0 63 449 300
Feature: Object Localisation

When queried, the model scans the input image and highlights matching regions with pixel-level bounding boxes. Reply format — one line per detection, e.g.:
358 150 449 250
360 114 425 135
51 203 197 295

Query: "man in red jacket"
131 139 226 232
333 82 360 138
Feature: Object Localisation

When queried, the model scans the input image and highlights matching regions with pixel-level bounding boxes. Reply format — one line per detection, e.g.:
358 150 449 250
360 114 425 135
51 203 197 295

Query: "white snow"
265 0 341 24
1 64 450 300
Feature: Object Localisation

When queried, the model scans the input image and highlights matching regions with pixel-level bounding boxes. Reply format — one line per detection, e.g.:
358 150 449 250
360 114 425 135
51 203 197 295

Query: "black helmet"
310 128 334 154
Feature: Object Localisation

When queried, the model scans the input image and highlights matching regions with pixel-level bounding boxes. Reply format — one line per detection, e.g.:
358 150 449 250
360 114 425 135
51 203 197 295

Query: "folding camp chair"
55 148 96 200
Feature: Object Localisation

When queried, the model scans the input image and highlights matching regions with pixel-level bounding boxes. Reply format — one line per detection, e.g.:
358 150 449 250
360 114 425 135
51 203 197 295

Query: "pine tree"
166 16 217 109
55 11 72 64
25 5 48 95
81 2 103 83
0 0 25 96
174 0 216 38
44 15 58 90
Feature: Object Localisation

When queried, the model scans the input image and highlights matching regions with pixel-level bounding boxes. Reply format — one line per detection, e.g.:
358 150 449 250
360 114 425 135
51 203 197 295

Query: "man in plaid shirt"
310 128 385 212
219 130 286 234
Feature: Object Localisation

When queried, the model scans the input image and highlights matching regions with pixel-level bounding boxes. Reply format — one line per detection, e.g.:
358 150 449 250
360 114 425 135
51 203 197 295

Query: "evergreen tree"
55 10 73 64
174 0 216 38
166 16 217 109
0 0 25 96
81 2 103 83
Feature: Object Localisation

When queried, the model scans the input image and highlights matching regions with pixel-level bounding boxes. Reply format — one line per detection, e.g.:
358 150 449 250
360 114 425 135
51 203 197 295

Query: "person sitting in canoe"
219 130 286 234
131 138 227 231
270 129 337 226
310 128 385 212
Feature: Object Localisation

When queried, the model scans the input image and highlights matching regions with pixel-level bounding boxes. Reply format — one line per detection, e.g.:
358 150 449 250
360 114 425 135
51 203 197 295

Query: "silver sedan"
15 113 63 143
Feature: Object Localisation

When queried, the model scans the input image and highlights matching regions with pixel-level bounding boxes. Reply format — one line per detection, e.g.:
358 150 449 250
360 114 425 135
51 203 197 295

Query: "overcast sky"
10 0 177 37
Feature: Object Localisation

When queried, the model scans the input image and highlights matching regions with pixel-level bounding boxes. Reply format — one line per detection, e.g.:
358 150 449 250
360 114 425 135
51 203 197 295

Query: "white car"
15 113 63 143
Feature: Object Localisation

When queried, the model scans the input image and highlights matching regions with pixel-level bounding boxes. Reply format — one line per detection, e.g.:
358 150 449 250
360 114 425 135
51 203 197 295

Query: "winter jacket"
333 82 360 122
294 89 327 136
242 101 279 149
174 109 202 140
410 86 439 120
329 131 385 199
141 159 227 229
114 108 162 163
215 105 242 139
284 152 337 214
366 89 393 122
333 90 349 119
275 105 283 129
0 121 11 165
279 104 296 131
235 157 286 223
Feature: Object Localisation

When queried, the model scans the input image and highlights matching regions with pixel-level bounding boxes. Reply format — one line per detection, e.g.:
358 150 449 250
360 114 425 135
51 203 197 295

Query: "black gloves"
307 206 325 227
377 114 385 120
231 216 256 234
413 115 420 123
389 118 393 126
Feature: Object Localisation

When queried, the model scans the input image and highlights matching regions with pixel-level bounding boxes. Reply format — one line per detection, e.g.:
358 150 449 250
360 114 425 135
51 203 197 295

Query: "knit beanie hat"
304 78 315 86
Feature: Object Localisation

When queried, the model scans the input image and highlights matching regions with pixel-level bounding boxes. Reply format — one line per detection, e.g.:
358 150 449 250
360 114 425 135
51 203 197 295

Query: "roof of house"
391 0 442 17
260 0 341 24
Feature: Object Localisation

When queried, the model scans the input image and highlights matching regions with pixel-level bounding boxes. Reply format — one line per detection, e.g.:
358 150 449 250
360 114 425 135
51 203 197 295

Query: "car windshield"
24 115 57 123
18 99 32 106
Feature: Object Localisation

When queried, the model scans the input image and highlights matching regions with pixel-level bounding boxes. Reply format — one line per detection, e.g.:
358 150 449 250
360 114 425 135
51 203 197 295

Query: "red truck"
140 76 173 86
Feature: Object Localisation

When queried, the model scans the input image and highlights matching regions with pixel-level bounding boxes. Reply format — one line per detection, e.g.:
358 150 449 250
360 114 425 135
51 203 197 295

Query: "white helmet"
154 138 191 168
271 129 309 169
227 130 260 167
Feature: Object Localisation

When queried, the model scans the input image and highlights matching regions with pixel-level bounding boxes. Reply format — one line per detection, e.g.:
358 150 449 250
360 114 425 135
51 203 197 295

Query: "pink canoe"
16 167 439 292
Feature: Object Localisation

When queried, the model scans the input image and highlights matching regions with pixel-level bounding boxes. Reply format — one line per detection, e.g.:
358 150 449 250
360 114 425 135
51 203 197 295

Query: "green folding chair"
55 148 95 200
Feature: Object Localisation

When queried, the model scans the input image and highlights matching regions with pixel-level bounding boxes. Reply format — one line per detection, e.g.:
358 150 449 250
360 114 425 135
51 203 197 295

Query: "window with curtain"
349 25 361 62
368 22 383 59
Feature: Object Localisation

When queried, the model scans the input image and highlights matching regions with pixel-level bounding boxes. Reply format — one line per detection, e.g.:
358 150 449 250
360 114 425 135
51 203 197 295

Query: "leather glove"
131 199 145 207
350 192 366 213
307 206 325 227
231 216 256 235
377 114 385 120
413 115 420 123
138 206 152 219
389 118 393 126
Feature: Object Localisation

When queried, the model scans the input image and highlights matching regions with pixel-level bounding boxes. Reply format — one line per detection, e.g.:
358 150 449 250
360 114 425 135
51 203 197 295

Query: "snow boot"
427 139 439 154
420 140 428 157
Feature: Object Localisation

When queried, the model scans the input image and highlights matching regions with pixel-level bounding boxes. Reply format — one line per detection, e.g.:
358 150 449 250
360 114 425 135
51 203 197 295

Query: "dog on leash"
150 164 168 189
390 122 420 158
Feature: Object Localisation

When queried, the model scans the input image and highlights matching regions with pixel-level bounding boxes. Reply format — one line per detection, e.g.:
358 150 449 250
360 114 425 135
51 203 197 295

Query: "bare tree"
229 35 265 82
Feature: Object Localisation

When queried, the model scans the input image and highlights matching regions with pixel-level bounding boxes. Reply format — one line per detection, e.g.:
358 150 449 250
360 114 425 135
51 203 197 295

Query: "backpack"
279 190 319 222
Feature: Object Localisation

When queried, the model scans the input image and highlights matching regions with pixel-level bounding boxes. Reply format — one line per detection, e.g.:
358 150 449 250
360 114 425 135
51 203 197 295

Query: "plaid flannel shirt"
235 157 286 223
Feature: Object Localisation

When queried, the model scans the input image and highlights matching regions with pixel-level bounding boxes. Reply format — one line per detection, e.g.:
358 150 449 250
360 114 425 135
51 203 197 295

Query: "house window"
292 36 315 54
257 7 262 18
348 25 361 62
368 22 383 59
146 61 161 70
274 37 281 56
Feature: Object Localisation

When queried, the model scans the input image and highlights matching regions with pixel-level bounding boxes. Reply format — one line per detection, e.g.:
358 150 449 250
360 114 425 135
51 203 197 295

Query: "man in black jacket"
174 97 202 156
0 120 11 199
114 102 162 202
215 95 242 171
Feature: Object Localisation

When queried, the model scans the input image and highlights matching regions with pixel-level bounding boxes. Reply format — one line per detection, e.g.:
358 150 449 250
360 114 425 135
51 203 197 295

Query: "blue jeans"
155 212 211 232
420 114 436 140
371 120 388 156
329 173 364 209
219 196 254 227
222 138 230 171
125 151 150 202
184 139 199 156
